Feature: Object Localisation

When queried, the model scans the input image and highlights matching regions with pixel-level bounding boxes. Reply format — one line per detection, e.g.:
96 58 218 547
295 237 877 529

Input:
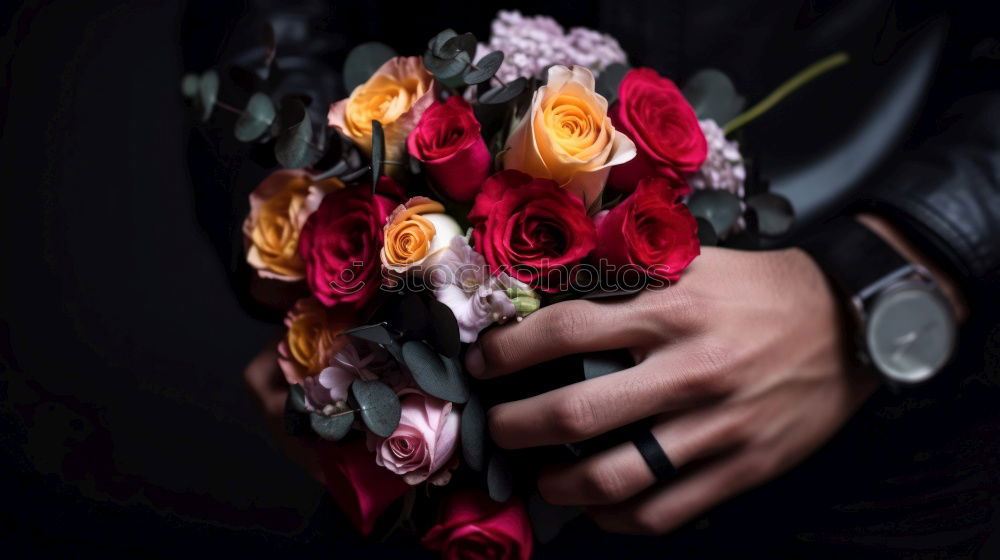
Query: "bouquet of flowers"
181 9 839 557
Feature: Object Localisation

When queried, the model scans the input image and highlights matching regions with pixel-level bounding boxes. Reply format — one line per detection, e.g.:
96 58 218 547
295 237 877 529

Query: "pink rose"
407 96 491 202
369 390 459 485
318 440 411 536
422 489 534 560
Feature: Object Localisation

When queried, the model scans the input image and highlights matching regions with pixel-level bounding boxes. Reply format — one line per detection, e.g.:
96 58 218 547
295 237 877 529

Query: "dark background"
2 0 999 556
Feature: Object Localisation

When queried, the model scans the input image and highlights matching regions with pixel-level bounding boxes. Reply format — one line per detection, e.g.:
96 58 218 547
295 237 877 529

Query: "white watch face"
866 284 955 384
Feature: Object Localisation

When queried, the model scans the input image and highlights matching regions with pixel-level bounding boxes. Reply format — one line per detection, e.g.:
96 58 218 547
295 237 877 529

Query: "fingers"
243 341 324 483
487 343 731 449
466 298 652 379
244 342 288 420
586 448 769 535
536 403 749 506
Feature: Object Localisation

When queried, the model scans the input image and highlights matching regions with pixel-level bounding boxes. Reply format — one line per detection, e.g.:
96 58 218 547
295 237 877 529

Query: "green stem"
722 52 850 135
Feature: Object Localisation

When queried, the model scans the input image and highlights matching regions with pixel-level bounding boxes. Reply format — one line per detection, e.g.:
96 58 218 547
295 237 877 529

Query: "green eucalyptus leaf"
687 189 741 236
487 452 514 503
440 32 477 61
234 92 276 142
370 119 385 193
351 379 401 438
426 297 461 358
464 50 504 85
582 349 634 380
596 63 630 105
310 410 354 441
180 73 199 98
528 492 583 543
344 42 397 93
274 98 314 168
428 29 458 56
460 394 486 472
479 77 528 105
747 192 794 237
423 49 470 81
696 216 719 246
682 68 746 124
345 322 396 346
401 340 469 403
392 294 432 341
288 384 308 413
198 69 219 121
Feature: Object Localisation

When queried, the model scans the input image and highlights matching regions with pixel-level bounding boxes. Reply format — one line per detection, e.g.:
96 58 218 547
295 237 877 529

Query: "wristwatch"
799 217 956 386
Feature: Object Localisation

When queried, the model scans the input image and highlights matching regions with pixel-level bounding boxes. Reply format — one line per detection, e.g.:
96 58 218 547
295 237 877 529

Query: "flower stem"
722 51 849 136
215 100 244 116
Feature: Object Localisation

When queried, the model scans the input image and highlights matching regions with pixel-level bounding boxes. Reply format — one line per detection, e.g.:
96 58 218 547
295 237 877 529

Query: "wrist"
855 213 968 323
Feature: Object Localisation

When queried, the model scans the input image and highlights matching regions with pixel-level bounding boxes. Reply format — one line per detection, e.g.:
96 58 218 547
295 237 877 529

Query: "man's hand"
465 247 880 534
244 341 325 483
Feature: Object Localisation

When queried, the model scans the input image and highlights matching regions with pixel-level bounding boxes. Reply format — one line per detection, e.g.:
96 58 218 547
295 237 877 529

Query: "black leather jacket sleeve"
863 93 1000 299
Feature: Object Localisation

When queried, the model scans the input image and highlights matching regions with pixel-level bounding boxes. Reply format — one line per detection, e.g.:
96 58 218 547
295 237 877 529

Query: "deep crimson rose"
469 170 596 293
407 96 490 203
421 489 533 560
298 180 397 310
317 440 410 536
607 68 707 192
592 176 700 282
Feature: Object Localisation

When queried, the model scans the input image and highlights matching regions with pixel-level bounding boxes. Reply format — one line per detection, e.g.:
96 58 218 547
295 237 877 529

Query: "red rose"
298 181 397 310
469 170 596 293
407 96 491 203
593 176 700 282
422 489 533 560
317 440 410 536
607 68 707 192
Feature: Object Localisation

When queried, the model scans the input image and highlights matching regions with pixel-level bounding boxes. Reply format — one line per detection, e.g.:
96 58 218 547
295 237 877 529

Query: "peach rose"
328 56 434 168
502 65 636 211
380 197 462 274
242 170 343 281
277 297 351 384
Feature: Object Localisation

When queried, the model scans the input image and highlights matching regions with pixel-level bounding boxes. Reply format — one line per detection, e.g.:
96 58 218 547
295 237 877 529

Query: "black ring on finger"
632 430 677 481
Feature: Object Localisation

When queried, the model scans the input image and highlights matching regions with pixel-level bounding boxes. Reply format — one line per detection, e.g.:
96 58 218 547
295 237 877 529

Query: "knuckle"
549 393 599 441
479 331 510 365
582 463 628 504
545 304 592 347
680 342 736 397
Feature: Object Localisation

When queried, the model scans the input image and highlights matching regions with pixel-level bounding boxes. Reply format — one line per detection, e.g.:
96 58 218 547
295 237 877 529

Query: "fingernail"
465 344 485 377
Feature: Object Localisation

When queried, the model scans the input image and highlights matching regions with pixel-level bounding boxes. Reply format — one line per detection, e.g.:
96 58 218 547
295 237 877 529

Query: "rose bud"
592 176 700 283
277 297 351 385
367 389 460 486
298 181 398 312
380 196 462 275
421 489 533 560
503 65 636 210
469 170 597 293
242 170 343 281
607 68 707 192
328 56 434 174
407 96 490 202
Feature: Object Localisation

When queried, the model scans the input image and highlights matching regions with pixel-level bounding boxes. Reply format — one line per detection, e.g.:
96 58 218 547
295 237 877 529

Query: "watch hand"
890 321 934 364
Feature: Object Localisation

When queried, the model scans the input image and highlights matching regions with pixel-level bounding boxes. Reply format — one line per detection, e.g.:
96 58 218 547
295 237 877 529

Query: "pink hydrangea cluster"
477 10 628 83
688 119 746 197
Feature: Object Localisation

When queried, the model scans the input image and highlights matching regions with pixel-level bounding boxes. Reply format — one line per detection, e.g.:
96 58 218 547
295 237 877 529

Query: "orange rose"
328 56 434 168
503 65 636 210
380 197 462 274
277 297 351 384
242 170 343 281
